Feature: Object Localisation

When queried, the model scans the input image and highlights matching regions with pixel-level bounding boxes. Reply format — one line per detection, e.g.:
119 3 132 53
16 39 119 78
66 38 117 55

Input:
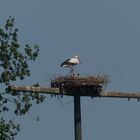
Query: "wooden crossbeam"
10 85 60 94
101 91 140 99
9 85 140 99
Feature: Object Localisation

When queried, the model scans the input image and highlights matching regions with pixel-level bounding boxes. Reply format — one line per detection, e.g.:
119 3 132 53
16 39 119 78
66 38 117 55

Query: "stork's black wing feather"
61 58 71 67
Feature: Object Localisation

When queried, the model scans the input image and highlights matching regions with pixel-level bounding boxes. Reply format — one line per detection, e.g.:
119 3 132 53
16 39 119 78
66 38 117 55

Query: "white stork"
61 55 81 75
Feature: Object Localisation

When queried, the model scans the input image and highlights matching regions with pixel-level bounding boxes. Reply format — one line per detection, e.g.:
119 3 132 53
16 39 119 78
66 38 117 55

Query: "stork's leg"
70 66 74 76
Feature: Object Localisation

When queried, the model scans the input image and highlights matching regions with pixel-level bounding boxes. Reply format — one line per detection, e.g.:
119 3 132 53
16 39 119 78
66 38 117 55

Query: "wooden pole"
9 85 140 140
74 95 82 140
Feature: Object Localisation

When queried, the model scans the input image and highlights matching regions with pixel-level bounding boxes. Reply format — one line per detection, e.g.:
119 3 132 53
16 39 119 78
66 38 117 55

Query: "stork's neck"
77 57 81 64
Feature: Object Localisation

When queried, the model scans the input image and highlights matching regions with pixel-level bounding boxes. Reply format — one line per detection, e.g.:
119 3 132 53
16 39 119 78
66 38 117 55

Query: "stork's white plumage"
61 55 81 75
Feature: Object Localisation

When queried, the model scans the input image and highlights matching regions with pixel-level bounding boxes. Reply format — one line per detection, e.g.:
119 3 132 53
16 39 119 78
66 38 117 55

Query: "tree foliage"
0 17 45 140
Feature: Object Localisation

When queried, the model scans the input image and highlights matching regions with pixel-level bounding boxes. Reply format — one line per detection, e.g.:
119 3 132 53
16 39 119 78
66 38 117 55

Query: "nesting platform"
51 75 108 96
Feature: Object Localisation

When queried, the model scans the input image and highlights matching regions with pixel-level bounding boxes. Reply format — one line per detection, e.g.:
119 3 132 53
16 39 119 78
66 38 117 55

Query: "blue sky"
1 0 140 140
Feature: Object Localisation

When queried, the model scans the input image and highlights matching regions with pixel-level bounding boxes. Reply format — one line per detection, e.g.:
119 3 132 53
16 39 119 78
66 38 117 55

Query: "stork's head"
75 55 79 58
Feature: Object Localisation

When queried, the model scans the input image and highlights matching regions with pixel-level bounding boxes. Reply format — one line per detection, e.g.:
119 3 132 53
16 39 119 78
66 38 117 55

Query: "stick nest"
51 75 109 88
